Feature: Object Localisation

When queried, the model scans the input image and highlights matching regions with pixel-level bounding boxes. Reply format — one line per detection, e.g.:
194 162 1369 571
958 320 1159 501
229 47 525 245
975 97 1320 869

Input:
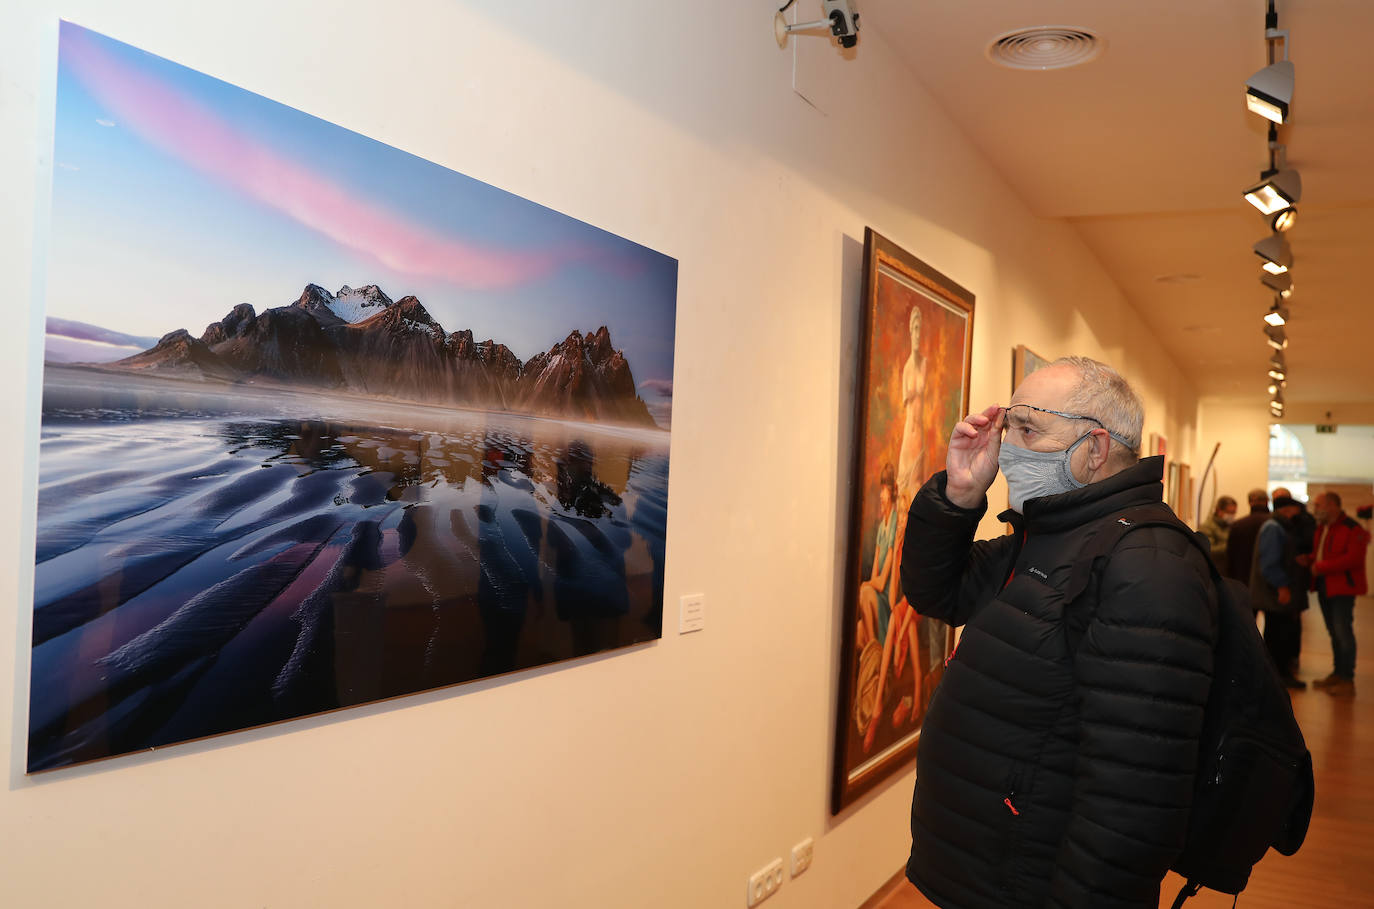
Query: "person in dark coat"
1250 495 1306 689
900 357 1217 909
1226 488 1270 583
1272 486 1315 674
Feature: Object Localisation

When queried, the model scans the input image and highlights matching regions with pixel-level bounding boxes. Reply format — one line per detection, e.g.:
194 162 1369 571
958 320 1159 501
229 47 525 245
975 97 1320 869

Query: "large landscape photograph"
30 22 678 771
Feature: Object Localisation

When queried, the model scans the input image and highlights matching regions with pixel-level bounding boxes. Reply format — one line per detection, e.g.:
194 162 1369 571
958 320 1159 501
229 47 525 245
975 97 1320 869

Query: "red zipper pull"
1003 797 1020 816
944 637 961 667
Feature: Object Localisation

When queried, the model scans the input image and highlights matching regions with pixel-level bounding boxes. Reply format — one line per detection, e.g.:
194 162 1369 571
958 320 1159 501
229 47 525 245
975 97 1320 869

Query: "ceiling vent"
986 26 1105 70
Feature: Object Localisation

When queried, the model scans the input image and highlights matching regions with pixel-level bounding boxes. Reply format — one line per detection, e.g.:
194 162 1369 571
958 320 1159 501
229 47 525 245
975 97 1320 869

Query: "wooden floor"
867 597 1374 909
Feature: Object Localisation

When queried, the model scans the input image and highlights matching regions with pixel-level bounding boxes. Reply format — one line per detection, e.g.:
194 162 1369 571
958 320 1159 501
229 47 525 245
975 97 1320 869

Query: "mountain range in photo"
51 283 661 428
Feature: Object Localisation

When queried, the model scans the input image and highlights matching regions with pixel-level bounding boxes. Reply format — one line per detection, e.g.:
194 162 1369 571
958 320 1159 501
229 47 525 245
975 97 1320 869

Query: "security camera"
823 0 860 48
773 0 860 50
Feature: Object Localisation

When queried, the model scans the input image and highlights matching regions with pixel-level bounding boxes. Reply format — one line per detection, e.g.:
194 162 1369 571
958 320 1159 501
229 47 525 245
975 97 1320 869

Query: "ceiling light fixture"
1247 61 1294 123
1246 2 1293 123
1254 233 1292 275
1244 126 1301 215
1264 323 1289 350
1261 271 1293 297
1244 164 1301 215
1264 302 1290 327
1272 208 1297 232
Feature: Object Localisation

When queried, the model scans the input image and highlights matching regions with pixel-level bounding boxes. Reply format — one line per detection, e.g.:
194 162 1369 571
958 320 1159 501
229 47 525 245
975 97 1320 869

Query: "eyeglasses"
1002 403 1136 450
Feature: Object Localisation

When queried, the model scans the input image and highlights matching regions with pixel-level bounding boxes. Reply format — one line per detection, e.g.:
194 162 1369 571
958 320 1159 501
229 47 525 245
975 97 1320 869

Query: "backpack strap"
1064 505 1241 909
1063 502 1219 653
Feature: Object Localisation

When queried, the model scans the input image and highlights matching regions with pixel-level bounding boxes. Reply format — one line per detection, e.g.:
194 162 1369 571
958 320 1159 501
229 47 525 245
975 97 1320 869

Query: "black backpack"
1062 502 1315 908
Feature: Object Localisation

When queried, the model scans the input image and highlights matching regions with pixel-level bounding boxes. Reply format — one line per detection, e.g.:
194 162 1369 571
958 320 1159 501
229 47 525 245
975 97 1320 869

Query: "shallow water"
30 372 669 771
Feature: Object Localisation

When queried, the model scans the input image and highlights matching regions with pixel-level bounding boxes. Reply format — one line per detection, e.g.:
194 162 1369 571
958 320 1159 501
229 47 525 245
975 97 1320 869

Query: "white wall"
0 3 1202 907
1197 397 1273 513
1287 424 1374 482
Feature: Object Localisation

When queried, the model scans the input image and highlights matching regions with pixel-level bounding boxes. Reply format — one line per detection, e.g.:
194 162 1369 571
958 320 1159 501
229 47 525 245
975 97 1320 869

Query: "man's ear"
1089 429 1113 470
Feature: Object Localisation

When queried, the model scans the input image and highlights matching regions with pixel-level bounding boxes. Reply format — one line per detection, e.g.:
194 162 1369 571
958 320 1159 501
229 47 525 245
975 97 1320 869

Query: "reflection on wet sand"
30 390 668 771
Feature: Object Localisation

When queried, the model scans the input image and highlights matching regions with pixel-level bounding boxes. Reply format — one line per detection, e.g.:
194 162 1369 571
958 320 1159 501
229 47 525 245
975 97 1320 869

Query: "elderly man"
900 356 1217 909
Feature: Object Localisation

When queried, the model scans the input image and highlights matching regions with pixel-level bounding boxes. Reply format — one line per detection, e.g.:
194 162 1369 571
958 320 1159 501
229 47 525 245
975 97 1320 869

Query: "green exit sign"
1316 424 1337 433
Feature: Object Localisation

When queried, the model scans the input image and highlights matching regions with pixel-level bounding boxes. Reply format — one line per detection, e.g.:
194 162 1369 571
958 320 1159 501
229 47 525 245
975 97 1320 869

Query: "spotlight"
1272 208 1297 232
1264 302 1290 327
1244 168 1302 215
1268 367 1287 381
1261 271 1293 297
1245 60 1295 124
1267 381 1287 395
1264 323 1288 350
1254 234 1292 275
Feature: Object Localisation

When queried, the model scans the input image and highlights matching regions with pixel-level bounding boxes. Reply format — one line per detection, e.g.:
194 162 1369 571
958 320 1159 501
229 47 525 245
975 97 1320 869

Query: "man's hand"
945 404 1003 509
1277 586 1292 606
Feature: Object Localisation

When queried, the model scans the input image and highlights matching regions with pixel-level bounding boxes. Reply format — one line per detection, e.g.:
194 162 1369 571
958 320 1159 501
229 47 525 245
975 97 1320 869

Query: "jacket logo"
1117 518 1133 526
1027 567 1049 579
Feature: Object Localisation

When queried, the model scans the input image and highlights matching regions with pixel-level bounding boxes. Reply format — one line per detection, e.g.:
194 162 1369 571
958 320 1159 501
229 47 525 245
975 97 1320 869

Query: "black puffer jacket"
901 457 1217 909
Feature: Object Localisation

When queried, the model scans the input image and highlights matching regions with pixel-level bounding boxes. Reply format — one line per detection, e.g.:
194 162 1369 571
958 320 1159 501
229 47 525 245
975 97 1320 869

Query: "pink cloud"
61 27 571 290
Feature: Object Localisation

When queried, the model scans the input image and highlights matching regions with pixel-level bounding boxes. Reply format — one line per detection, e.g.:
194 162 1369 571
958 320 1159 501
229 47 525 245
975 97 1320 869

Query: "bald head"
1010 358 1143 462
1009 364 1077 411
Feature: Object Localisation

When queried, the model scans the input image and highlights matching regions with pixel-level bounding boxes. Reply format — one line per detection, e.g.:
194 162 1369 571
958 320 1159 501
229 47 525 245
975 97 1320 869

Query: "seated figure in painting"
862 489 928 753
857 464 901 655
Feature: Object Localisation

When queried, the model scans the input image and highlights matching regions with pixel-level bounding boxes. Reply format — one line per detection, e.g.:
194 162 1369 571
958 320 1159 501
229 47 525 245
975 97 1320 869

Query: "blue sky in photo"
47 21 679 394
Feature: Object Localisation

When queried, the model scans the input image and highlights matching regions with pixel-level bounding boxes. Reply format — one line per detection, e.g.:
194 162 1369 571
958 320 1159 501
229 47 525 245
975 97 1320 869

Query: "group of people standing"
1200 486 1369 693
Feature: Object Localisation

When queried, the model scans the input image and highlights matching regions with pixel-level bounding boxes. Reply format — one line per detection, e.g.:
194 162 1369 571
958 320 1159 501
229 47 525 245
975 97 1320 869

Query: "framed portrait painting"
832 228 974 813
1011 344 1051 396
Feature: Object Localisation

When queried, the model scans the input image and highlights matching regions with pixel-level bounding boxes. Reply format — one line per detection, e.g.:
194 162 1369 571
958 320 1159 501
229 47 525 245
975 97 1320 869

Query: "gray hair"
1052 356 1144 456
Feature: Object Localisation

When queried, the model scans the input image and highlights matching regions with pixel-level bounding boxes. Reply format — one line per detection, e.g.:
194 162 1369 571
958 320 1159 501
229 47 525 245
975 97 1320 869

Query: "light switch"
679 593 705 634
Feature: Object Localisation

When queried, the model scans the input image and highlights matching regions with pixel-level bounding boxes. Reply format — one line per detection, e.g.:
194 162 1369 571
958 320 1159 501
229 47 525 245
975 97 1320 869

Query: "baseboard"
857 867 908 909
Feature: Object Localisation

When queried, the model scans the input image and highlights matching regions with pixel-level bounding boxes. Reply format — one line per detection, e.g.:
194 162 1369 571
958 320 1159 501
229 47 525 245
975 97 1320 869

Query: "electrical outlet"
790 837 814 877
746 857 785 907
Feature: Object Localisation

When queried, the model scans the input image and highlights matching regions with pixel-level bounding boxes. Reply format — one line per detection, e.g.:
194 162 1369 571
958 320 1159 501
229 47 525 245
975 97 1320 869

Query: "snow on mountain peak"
329 284 395 324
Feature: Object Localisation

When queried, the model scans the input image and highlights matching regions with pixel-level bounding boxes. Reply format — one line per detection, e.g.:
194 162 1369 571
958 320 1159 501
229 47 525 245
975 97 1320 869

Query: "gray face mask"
999 432 1093 513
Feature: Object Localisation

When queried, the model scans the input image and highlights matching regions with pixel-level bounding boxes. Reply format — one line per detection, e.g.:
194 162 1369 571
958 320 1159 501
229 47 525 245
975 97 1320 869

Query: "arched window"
1268 424 1307 493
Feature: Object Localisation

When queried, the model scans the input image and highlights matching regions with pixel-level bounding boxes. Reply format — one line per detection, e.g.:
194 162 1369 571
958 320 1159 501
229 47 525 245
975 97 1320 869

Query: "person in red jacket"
1306 492 1370 696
